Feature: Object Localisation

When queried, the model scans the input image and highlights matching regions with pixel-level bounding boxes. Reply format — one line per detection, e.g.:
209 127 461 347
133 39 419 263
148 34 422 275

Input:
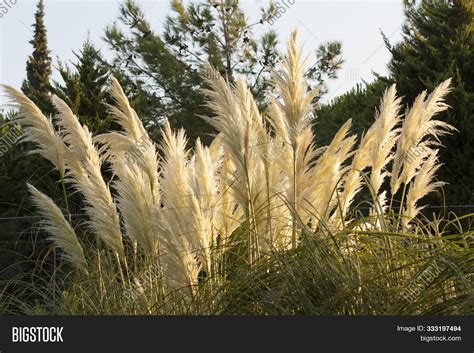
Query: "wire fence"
0 204 473 223
0 204 472 245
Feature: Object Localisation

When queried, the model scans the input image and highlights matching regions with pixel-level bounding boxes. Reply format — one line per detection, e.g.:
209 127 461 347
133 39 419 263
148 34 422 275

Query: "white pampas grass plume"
187 139 218 269
273 30 319 145
52 96 99 166
52 96 125 258
271 30 319 207
27 183 88 274
369 85 402 205
113 161 159 255
108 77 148 139
404 151 445 225
91 77 160 256
391 79 455 194
96 77 160 201
202 74 262 183
191 139 218 221
202 71 265 250
271 30 319 246
212 146 242 248
157 121 201 292
1 85 66 178
312 120 356 223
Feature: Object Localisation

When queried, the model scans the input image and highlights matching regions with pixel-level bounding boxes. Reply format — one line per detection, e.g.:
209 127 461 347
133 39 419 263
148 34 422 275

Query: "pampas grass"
157 121 202 292
1 85 66 178
2 32 470 315
312 119 356 225
52 95 125 259
369 85 402 205
27 183 88 274
272 30 319 248
404 150 446 226
391 79 454 195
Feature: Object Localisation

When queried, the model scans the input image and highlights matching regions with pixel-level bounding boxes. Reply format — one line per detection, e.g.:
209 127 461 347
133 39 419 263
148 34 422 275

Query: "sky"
0 0 405 108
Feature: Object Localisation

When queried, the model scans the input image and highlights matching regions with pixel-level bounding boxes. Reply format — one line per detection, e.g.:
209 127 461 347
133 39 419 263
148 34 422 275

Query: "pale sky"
0 0 405 108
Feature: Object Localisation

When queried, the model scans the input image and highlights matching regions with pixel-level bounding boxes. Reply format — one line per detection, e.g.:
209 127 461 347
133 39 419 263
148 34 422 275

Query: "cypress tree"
21 0 53 115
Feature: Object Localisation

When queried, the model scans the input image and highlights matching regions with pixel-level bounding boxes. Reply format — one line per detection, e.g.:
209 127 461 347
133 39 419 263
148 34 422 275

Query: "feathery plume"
212 146 243 248
369 85 402 205
187 139 218 268
404 151 445 225
202 69 265 261
271 30 319 247
391 79 454 194
52 96 125 258
28 183 88 274
1 85 66 177
113 161 159 255
272 30 319 145
312 120 356 223
157 121 201 292
95 77 160 202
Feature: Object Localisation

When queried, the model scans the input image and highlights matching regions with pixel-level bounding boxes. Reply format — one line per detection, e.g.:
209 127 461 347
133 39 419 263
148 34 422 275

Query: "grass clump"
0 30 472 315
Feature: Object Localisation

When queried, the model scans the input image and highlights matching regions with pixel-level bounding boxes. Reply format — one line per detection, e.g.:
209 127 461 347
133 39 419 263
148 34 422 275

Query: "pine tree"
105 0 343 145
54 39 112 134
21 0 53 115
382 0 474 205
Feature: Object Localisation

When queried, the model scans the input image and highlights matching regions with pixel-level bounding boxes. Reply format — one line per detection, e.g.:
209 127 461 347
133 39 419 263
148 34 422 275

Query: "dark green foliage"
381 0 474 204
313 79 388 146
21 0 53 115
54 39 112 134
217 221 473 315
0 111 64 217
